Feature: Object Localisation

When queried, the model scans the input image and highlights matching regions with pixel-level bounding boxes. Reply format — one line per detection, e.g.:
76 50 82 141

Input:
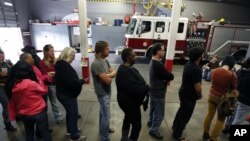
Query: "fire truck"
122 15 250 63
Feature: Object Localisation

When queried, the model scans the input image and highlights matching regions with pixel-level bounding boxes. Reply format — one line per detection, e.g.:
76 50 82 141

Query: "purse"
217 73 238 117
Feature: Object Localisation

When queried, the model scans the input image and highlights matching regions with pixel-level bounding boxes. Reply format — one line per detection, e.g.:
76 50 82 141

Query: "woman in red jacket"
6 60 51 141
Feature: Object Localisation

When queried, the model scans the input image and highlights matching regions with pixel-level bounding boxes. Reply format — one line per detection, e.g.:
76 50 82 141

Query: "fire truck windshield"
126 19 137 35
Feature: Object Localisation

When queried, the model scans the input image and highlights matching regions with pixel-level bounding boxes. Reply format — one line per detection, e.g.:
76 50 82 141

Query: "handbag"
217 89 238 117
217 73 238 117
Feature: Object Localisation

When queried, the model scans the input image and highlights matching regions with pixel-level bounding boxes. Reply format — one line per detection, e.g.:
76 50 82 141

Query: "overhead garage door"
0 0 18 27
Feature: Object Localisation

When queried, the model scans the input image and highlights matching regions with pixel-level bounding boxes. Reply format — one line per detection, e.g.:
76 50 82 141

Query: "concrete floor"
0 53 229 141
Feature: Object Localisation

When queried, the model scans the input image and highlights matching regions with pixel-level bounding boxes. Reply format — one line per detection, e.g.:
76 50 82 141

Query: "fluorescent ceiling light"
4 2 13 6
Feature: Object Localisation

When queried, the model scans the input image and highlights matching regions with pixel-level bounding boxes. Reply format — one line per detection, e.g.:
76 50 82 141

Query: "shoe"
70 136 86 141
172 126 175 130
147 121 152 127
175 137 189 141
66 129 81 136
202 132 210 140
56 119 63 124
222 126 230 134
108 127 115 133
15 116 21 122
5 122 17 131
77 115 81 119
35 131 42 138
149 131 163 139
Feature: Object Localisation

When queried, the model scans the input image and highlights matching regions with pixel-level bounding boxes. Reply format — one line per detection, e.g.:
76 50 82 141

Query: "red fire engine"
122 15 250 62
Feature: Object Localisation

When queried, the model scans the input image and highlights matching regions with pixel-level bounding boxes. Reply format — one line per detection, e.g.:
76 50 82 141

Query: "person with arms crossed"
147 43 174 140
91 41 116 141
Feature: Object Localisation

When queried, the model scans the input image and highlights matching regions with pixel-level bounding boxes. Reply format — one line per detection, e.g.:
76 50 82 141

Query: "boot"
202 132 210 140
222 125 230 134
4 122 17 131
121 129 129 141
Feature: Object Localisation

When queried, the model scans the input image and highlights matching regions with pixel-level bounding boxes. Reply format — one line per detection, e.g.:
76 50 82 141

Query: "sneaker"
5 122 17 131
149 131 163 139
70 136 86 141
56 119 63 124
147 121 152 127
66 129 81 136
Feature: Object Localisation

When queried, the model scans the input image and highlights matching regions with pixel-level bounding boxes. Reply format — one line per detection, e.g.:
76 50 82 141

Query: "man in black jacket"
172 47 203 141
148 43 174 139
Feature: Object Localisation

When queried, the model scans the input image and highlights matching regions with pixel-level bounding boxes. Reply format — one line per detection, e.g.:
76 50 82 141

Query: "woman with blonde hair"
39 44 63 124
55 47 87 141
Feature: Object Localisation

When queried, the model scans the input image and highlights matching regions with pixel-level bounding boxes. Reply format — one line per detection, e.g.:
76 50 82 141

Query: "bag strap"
224 72 234 98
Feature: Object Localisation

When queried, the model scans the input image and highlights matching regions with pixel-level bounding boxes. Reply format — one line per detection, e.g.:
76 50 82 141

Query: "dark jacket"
116 65 149 106
0 61 12 87
55 60 84 98
149 60 174 98
237 68 250 106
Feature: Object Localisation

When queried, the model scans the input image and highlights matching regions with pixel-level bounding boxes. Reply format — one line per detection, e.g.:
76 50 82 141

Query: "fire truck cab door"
153 21 168 40
136 20 154 39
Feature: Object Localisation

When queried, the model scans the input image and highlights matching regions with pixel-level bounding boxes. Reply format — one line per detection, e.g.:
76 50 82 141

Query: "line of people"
1 41 249 141
91 42 249 141
0 43 202 141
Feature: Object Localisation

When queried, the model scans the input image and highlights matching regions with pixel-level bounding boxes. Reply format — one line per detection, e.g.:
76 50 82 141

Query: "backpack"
217 72 238 117
217 89 238 117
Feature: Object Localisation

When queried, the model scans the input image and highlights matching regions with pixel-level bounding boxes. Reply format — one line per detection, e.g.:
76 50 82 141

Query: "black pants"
57 93 79 140
118 101 141 140
172 96 196 139
19 110 51 141
35 95 48 136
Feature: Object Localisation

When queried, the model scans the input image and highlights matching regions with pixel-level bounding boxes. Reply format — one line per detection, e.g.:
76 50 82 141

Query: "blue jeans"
202 69 212 81
0 88 9 123
47 85 62 121
97 94 111 141
149 96 165 134
19 110 51 141
232 102 250 125
57 92 79 140
207 71 212 81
